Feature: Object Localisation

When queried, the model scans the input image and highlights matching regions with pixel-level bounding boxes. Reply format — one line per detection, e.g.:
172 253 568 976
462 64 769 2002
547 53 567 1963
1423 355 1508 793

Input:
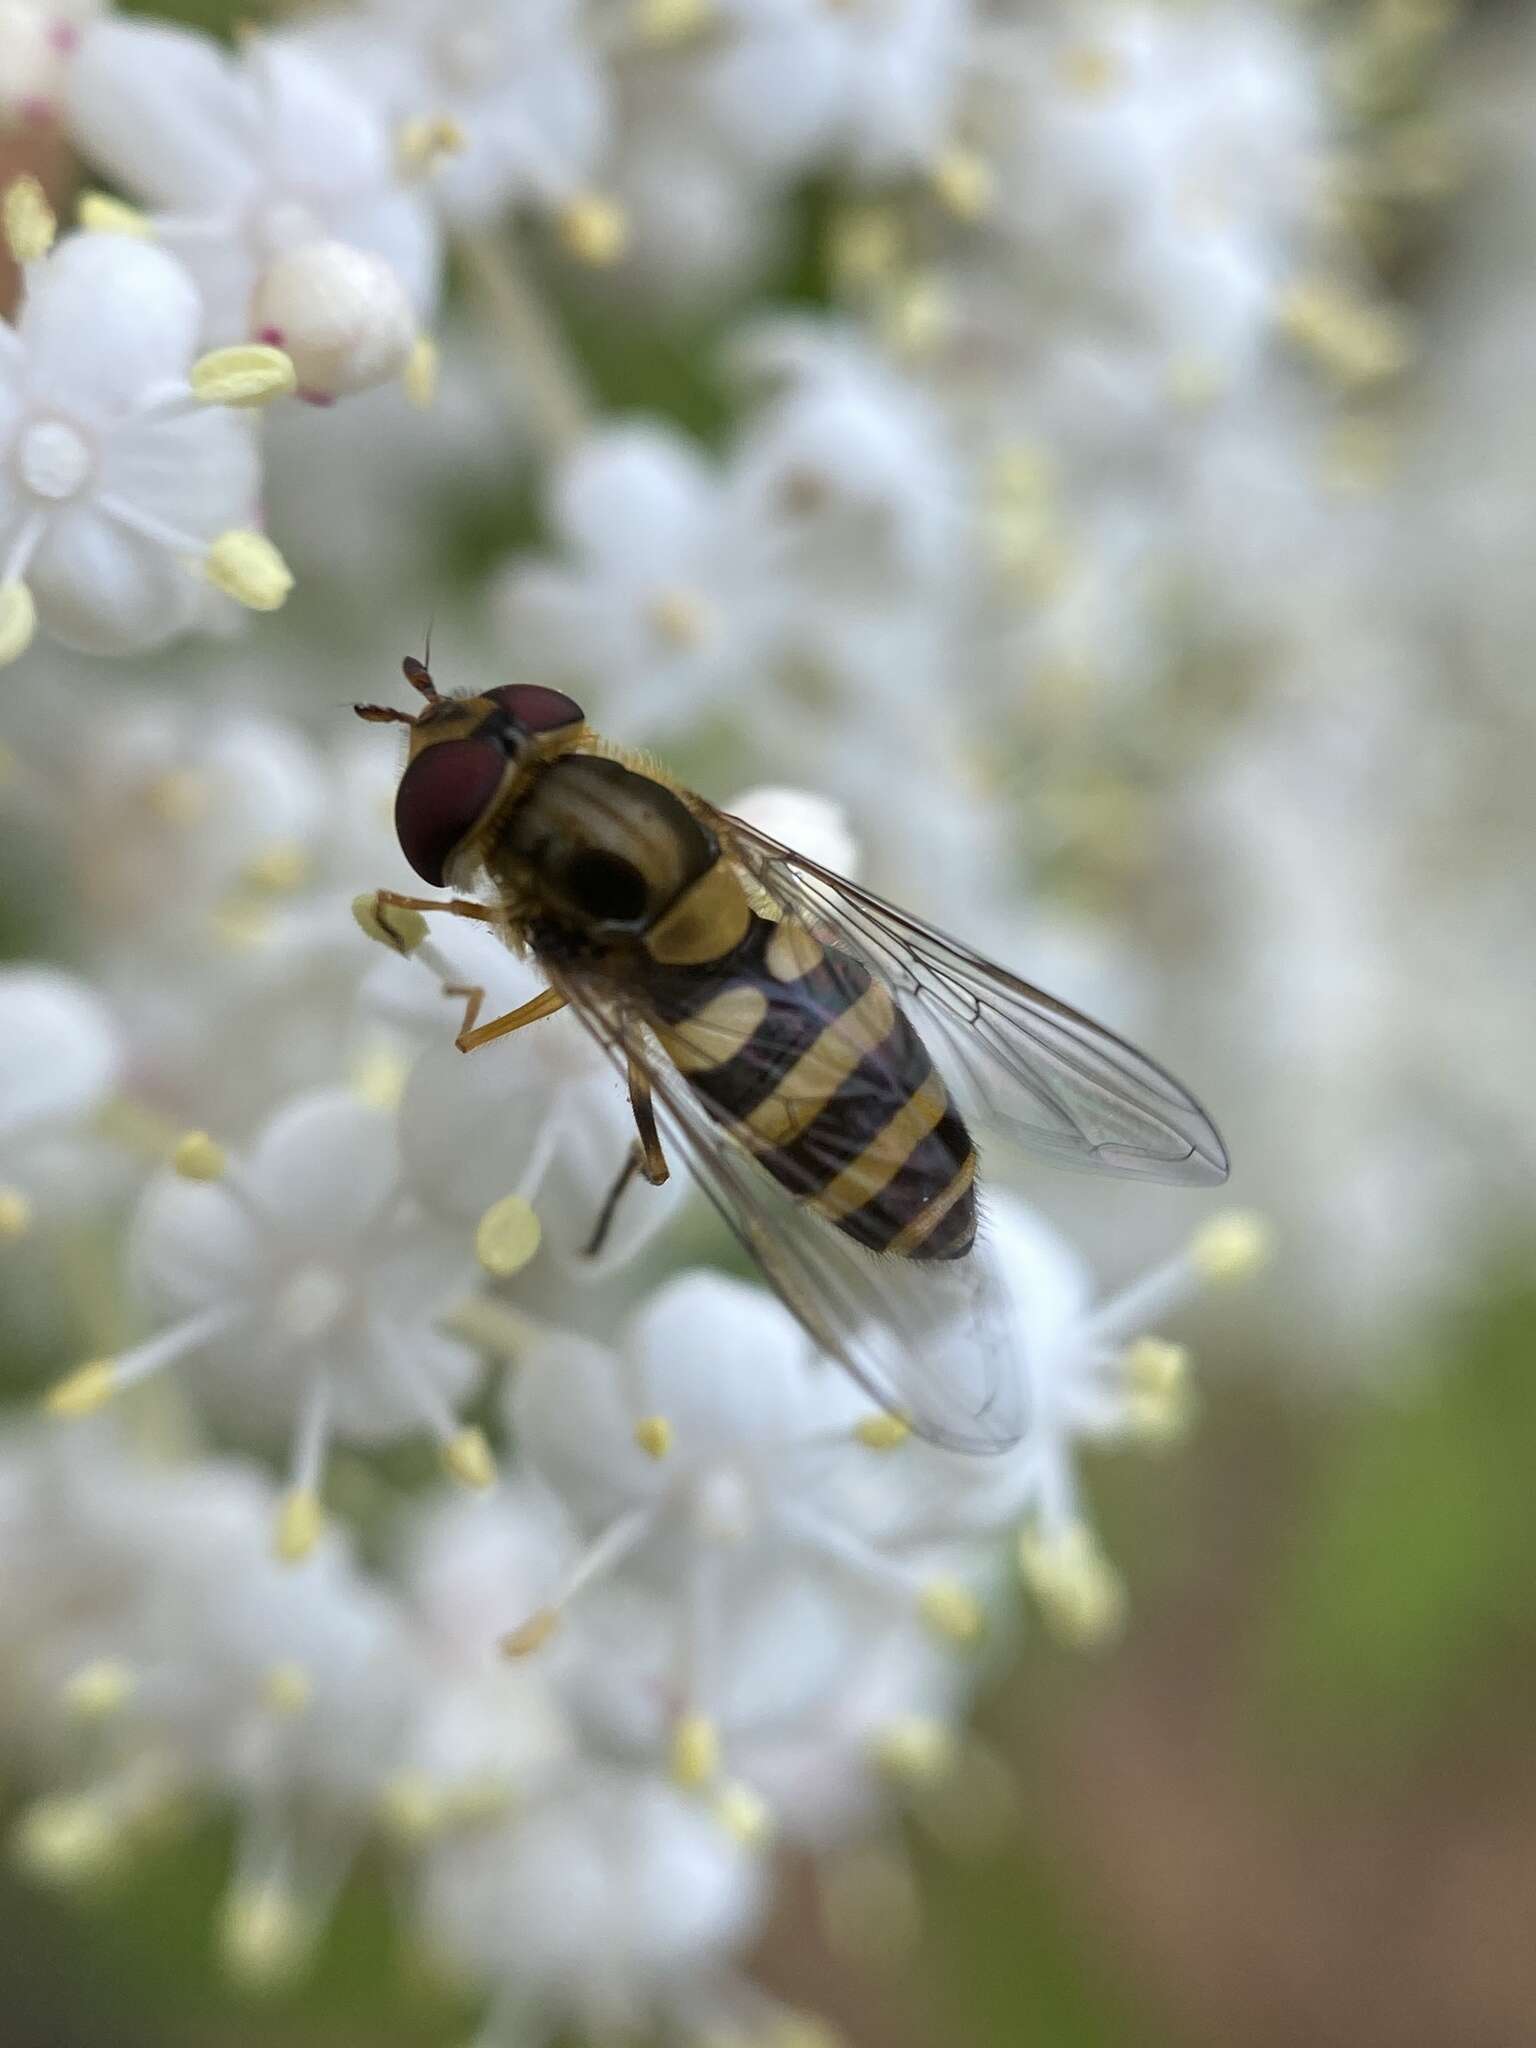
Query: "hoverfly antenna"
402 654 440 701
354 702 416 726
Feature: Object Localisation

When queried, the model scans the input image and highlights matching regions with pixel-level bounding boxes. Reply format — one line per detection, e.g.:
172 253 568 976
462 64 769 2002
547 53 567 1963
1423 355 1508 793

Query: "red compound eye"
394 737 505 886
485 684 584 734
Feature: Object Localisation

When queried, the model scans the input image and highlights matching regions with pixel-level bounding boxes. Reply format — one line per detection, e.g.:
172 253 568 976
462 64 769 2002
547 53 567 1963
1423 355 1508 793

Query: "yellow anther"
0 1187 34 1240
1059 44 1118 97
670 1712 720 1789
274 1487 323 1564
443 1295 537 1359
917 1577 984 1646
78 191 151 237
1018 1524 1126 1649
930 145 995 221
378 1772 444 1844
853 1412 910 1451
633 1415 673 1459
241 840 309 892
442 1425 497 1491
350 1046 409 1112
397 113 467 175
62 1659 135 1722
351 891 429 956
12 1796 121 1884
500 1606 560 1659
828 202 904 287
872 1716 956 1785
261 1662 312 1715
1124 1336 1188 1398
218 1880 306 1987
715 1779 773 1847
403 334 439 408
45 1359 118 1419
634 0 711 42
210 898 275 952
3 175 56 263
191 344 297 408
645 587 711 650
556 192 628 266
1189 1210 1270 1283
204 530 295 612
144 768 209 827
475 1194 542 1278
767 2017 846 2048
883 277 950 361
0 581 37 668
172 1130 226 1181
1276 278 1414 387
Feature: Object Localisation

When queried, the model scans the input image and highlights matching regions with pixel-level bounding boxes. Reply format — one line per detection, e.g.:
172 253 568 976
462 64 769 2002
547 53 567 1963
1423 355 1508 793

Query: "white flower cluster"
2 0 1514 2031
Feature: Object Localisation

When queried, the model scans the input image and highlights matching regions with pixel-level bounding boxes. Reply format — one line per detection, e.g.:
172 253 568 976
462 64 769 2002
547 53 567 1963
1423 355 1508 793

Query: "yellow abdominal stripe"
655 984 768 1074
812 1073 952 1224
738 980 896 1148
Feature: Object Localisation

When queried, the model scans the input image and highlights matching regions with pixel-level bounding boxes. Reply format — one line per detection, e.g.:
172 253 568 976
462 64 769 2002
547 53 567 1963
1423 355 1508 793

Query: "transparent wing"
719 814 1229 1187
548 963 1027 1455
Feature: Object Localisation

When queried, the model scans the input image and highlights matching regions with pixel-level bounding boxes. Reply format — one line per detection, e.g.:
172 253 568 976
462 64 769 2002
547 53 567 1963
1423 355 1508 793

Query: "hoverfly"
357 657 1227 1453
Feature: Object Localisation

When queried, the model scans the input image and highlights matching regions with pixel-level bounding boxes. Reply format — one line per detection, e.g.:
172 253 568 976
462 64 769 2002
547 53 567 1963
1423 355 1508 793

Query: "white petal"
100 410 260 542
18 236 202 417
551 423 720 569
244 38 392 194
66 19 258 208
28 506 195 656
241 1090 400 1251
0 966 122 1146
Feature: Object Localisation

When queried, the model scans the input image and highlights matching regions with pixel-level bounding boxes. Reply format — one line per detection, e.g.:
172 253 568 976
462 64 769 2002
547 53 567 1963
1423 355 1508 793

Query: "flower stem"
457 227 592 462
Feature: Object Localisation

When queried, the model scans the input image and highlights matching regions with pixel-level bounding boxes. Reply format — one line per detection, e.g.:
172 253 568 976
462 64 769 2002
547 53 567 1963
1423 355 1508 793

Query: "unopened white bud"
252 241 418 401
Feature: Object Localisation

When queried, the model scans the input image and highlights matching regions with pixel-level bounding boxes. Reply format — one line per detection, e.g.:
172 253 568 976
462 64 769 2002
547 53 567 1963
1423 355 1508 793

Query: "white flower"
292 0 612 230
0 218 274 663
417 1766 767 2044
498 1270 996 1780
727 783 858 875
44 1089 488 1559
0 0 101 127
381 889 688 1279
250 240 419 403
492 420 787 745
654 0 975 184
66 22 440 375
0 964 122 1235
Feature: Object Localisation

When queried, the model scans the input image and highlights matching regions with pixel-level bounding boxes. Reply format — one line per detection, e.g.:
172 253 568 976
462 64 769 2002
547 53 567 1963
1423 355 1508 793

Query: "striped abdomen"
647 914 977 1262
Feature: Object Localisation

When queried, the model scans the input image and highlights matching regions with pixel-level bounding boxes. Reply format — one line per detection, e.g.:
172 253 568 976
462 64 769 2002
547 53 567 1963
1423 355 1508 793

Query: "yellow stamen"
556 193 628 266
351 891 429 956
172 1130 226 1182
274 1488 322 1564
441 1425 497 1491
191 344 297 408
350 1046 409 1113
241 840 309 892
0 1187 34 1240
1189 1211 1270 1282
78 192 151 237
853 1412 910 1451
930 145 994 221
3 176 56 263
12 1796 121 1884
62 1659 135 1722
872 1716 955 1785
397 114 466 176
670 1712 720 1789
500 1606 560 1658
715 1779 773 1846
262 1661 312 1715
917 1577 984 1646
403 334 439 408
218 1880 306 1987
633 1415 673 1459
0 581 37 668
475 1194 542 1278
1276 278 1414 387
633 0 711 42
204 530 294 612
45 1359 118 1419
1018 1523 1126 1649
377 1771 444 1844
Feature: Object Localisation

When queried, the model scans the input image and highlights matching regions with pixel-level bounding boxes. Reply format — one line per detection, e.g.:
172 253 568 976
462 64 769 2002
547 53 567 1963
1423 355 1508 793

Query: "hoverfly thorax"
355 660 587 889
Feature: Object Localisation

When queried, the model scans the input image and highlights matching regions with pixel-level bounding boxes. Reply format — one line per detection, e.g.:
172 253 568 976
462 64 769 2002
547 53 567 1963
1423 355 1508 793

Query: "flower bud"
251 240 418 401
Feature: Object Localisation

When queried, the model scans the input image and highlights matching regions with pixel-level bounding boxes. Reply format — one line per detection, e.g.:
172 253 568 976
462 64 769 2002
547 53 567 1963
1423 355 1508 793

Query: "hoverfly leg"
583 1144 644 1259
626 1051 670 1187
457 984 568 1055
375 889 498 922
